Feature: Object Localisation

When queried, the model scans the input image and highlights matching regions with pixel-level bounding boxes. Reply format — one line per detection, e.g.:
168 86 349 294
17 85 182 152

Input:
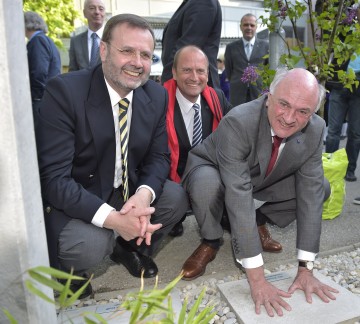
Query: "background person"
24 11 61 125
217 53 230 101
161 0 222 89
225 13 268 106
68 0 106 71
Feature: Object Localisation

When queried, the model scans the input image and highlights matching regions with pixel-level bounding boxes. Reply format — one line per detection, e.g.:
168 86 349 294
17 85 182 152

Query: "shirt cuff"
236 253 264 268
91 203 115 228
297 249 317 261
136 185 156 204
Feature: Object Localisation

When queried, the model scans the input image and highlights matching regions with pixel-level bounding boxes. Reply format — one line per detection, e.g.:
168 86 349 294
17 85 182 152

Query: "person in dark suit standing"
36 14 188 298
180 68 338 316
68 0 105 71
161 0 222 89
24 11 61 123
225 13 269 106
164 45 232 236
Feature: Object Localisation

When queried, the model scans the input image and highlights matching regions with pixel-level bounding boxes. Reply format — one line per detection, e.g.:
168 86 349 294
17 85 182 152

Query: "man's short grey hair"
24 11 48 33
269 68 326 113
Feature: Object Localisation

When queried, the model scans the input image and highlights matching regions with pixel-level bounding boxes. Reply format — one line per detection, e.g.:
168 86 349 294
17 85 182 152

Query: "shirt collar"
88 26 104 40
244 37 255 47
104 77 133 107
29 30 42 41
176 87 201 113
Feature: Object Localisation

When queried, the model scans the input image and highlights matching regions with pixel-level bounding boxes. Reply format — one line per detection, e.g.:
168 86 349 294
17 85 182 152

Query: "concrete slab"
57 289 182 323
217 267 360 324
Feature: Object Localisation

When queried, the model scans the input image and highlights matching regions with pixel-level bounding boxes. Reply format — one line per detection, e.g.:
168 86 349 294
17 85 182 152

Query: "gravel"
64 247 360 323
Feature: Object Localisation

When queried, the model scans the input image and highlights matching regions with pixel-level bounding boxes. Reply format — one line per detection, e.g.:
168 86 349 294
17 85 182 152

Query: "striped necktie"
119 99 130 201
192 103 202 147
90 33 99 67
266 135 283 176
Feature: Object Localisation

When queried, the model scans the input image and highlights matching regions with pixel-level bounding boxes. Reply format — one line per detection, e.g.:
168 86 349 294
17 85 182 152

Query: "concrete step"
218 268 360 324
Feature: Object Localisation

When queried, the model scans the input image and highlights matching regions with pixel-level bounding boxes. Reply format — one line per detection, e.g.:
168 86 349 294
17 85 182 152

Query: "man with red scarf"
163 45 231 236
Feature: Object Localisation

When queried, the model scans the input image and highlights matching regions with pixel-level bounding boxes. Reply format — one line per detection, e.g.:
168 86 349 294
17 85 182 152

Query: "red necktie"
266 135 283 176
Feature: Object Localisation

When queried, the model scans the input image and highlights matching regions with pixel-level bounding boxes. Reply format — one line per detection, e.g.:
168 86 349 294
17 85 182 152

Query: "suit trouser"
183 165 331 239
57 180 189 273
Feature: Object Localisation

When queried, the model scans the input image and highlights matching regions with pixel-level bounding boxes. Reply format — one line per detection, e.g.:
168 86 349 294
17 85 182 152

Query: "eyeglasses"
107 43 153 62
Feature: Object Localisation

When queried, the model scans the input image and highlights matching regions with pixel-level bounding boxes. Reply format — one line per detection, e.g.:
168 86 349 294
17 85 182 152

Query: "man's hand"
288 267 339 303
246 266 292 317
103 188 162 244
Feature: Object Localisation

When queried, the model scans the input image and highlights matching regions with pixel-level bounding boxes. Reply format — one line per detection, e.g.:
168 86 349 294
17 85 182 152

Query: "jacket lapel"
86 66 115 198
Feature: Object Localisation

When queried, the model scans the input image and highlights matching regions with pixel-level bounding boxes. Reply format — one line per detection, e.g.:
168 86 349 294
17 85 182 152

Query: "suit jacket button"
45 206 51 213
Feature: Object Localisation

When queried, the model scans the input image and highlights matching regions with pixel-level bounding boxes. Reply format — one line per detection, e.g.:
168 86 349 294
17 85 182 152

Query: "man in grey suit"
181 68 338 316
68 0 105 71
225 13 269 106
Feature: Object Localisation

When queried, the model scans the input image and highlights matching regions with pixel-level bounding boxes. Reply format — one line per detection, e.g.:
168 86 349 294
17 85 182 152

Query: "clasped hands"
246 266 339 317
103 188 162 246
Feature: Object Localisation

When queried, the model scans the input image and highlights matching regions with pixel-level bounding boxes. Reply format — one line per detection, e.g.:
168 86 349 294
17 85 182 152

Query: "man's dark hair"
102 13 155 48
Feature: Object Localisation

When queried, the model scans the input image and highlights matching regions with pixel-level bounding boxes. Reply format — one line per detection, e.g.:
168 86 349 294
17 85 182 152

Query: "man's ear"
172 67 177 80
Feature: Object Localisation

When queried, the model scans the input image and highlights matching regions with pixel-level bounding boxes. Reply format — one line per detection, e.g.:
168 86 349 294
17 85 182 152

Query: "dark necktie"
119 99 130 201
192 103 202 147
90 33 99 67
266 135 283 176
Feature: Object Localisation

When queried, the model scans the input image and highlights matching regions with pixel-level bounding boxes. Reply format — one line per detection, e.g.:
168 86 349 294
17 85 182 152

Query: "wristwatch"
299 260 314 271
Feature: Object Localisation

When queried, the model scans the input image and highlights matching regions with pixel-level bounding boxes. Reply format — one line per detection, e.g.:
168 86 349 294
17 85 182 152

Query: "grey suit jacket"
225 37 269 106
68 30 101 71
183 95 326 260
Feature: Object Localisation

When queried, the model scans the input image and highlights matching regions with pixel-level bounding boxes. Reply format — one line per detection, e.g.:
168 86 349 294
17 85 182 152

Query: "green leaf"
25 281 55 304
28 269 64 292
83 312 108 324
186 288 206 324
2 309 18 324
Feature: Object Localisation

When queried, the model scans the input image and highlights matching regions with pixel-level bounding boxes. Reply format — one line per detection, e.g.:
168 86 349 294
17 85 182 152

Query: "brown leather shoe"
181 243 218 280
258 224 282 253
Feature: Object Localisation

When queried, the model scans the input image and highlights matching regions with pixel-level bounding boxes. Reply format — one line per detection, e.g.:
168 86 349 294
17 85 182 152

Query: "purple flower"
342 8 357 25
241 65 259 83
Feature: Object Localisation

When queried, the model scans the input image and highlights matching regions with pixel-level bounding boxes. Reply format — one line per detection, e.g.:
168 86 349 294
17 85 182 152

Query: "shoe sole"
263 249 283 253
353 200 360 205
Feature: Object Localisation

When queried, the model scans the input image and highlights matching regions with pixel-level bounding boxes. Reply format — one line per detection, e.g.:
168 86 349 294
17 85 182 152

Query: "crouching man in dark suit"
36 14 188 298
164 45 232 236
181 68 338 316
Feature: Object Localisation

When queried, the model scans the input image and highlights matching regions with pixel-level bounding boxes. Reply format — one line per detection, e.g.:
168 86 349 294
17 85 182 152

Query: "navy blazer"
161 0 222 89
36 65 170 267
26 31 61 100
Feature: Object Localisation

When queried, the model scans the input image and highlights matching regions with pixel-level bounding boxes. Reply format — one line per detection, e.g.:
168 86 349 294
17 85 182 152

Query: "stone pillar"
0 1 57 322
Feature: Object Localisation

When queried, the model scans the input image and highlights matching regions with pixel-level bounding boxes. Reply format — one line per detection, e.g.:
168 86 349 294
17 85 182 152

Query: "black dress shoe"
58 274 93 300
345 171 357 182
168 222 184 237
110 238 158 278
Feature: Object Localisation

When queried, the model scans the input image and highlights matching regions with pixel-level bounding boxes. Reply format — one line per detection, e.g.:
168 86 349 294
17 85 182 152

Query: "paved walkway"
90 142 360 299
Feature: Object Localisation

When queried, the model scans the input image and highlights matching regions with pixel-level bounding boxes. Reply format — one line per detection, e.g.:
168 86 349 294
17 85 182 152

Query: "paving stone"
217 268 360 324
57 289 182 323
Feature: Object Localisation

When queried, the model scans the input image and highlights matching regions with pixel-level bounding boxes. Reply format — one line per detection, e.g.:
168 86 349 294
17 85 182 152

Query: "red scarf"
164 79 223 183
